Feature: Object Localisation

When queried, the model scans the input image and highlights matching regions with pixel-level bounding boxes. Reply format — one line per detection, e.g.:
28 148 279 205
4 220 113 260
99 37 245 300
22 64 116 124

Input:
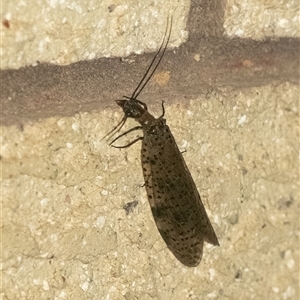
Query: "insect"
106 18 219 267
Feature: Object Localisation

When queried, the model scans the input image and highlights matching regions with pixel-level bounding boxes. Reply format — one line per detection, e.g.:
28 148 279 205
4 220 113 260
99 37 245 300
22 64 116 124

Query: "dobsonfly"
105 17 219 267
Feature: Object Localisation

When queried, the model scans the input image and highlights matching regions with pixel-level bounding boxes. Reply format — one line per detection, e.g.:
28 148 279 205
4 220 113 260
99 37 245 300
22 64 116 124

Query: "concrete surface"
1 0 299 299
1 0 189 69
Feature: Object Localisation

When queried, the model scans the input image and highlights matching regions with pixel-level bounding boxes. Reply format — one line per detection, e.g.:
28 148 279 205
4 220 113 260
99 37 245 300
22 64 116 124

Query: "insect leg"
111 137 143 149
101 115 127 141
109 125 143 146
158 100 165 118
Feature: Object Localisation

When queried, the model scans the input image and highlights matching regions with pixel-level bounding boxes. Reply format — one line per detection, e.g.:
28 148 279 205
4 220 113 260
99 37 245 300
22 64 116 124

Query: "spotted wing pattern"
141 118 219 267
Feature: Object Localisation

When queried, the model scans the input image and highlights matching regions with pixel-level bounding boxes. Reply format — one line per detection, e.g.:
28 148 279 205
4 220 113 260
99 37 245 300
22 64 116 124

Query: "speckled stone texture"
1 0 299 299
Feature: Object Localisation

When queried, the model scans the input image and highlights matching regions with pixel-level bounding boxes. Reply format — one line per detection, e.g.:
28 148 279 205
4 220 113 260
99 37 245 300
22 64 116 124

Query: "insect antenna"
102 17 172 143
131 16 172 100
